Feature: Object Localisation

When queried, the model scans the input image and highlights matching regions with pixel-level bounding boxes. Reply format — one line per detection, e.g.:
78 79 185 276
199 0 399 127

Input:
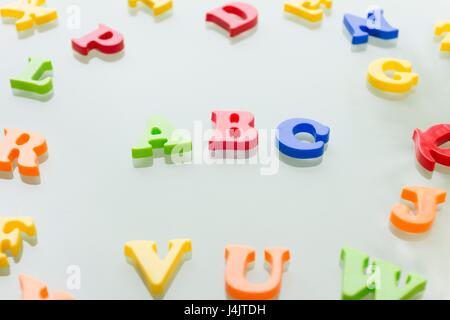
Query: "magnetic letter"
284 0 332 23
0 0 57 31
435 21 450 51
413 124 450 172
225 245 290 300
209 111 258 151
72 24 125 56
275 118 329 159
340 247 426 300
132 116 192 159
367 58 418 93
10 57 53 95
124 239 192 297
390 186 446 233
344 7 398 45
206 2 258 37
128 0 172 17
20 274 74 300
0 217 36 268
0 128 48 177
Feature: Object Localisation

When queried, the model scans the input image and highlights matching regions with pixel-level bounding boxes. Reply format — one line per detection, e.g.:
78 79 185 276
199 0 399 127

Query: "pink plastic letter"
206 2 258 37
71 24 125 56
209 111 258 151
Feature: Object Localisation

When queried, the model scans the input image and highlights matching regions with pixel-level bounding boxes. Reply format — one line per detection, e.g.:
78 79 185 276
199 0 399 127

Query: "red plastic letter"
209 111 258 151
206 2 258 37
0 128 47 177
413 124 450 172
71 24 125 56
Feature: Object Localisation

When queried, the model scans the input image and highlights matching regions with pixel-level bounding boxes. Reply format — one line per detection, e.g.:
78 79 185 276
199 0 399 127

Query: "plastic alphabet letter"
0 0 57 32
390 186 446 233
71 24 125 56
132 116 192 159
413 124 450 172
206 2 258 37
225 245 290 300
124 239 192 297
435 21 450 51
340 247 427 300
0 128 48 177
0 217 36 268
10 57 53 95
284 0 332 23
367 58 418 93
20 274 74 300
128 0 172 17
275 118 330 159
209 111 258 151
343 7 398 45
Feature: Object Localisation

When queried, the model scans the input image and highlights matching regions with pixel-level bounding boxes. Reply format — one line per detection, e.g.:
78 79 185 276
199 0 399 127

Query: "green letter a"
132 116 192 159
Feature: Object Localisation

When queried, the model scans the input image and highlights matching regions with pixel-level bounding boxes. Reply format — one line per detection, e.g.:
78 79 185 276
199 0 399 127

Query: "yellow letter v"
124 239 192 298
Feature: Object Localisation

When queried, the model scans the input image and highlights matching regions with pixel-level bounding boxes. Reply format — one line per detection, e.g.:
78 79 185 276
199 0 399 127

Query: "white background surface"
1 0 450 300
